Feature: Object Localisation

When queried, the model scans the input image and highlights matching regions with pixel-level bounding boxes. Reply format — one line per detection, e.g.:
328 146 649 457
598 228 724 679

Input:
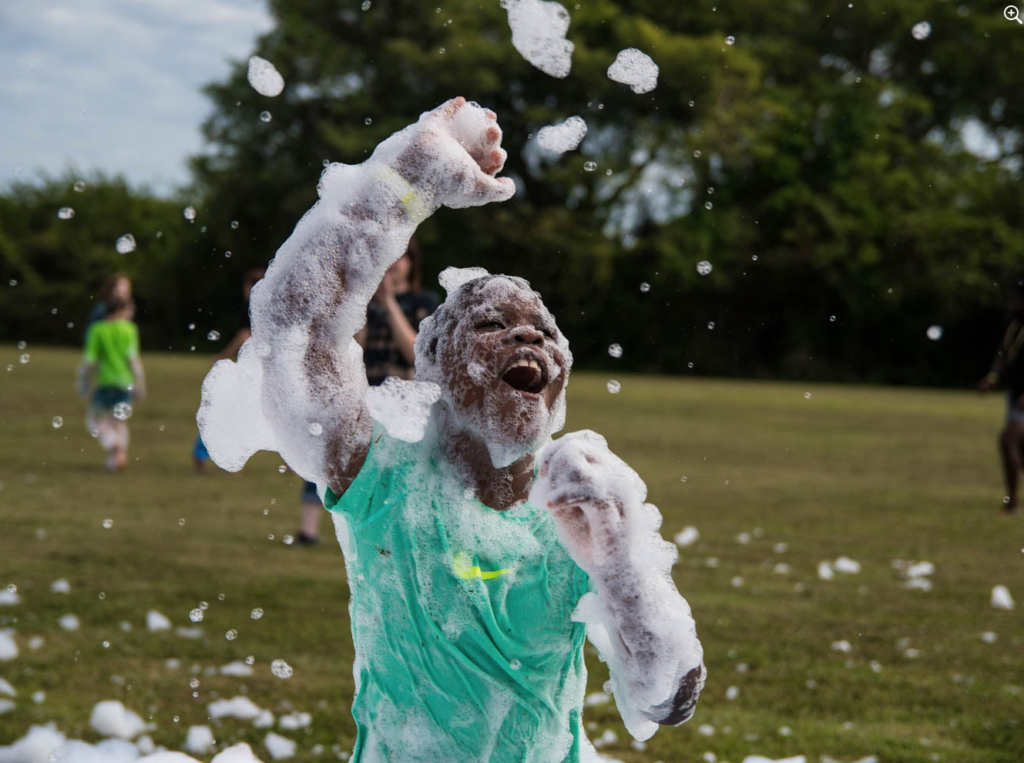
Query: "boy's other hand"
393 97 515 211
534 430 646 572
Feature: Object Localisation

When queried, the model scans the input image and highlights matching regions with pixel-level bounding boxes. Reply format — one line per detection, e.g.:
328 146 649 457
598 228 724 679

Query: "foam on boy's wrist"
374 166 430 223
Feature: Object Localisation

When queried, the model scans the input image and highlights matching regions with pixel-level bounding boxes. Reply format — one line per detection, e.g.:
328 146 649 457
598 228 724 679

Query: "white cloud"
0 0 274 193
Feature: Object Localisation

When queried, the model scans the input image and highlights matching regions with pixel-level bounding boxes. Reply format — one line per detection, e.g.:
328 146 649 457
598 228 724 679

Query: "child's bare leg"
113 421 129 470
998 423 1022 512
300 501 322 542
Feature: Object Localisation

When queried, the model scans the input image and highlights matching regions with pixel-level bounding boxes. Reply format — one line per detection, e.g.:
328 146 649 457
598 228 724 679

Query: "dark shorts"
301 480 320 504
92 386 132 412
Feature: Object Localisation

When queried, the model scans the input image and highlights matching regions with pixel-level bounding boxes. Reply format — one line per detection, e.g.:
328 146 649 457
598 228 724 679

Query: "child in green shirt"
199 98 704 761
80 294 146 471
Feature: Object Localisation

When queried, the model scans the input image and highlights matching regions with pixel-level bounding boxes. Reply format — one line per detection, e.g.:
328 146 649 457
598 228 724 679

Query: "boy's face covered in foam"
434 278 570 468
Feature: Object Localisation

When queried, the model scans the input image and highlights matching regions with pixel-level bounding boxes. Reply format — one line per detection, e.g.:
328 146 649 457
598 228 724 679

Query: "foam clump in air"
536 116 587 154
365 377 441 442
607 48 659 94
501 0 574 78
247 56 285 97
146 610 171 631
89 700 149 739
438 265 490 294
991 584 1014 610
530 430 704 741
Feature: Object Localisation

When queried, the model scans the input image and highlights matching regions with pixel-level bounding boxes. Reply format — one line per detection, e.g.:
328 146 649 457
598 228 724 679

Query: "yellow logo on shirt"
453 551 513 581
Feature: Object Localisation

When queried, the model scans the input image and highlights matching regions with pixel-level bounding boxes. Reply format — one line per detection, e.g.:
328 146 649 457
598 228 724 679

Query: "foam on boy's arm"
198 99 515 486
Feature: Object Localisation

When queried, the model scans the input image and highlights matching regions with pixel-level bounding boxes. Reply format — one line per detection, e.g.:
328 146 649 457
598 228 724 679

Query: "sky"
0 0 275 195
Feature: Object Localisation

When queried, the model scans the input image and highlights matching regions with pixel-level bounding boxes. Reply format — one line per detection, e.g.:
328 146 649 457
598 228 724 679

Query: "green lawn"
1 345 1021 762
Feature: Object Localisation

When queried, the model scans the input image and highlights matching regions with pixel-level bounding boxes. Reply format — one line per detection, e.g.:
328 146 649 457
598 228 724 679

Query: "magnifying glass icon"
1007 5 1024 23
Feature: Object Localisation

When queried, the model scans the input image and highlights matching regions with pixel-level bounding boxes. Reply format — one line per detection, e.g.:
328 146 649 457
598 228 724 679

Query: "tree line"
2 0 1022 386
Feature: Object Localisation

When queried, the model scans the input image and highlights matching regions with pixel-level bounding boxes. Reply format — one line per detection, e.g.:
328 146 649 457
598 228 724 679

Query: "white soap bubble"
606 379 621 394
911 21 932 40
19 353 29 364
115 234 136 254
73 181 86 192
803 391 812 400
926 325 943 341
102 519 113 528
704 201 713 210
57 207 75 220
361 0 372 9
583 161 597 172
283 534 294 545
113 402 132 420
308 422 323 436
707 321 715 330
536 115 588 153
725 35 735 45
696 260 712 276
251 607 264 620
183 206 197 221
51 416 63 429
639 282 651 292
207 330 221 341
607 47 659 94
225 629 238 640
271 659 293 679
501 0 575 78
278 464 287 474
230 220 240 229
247 55 285 97
608 343 623 358
259 110 272 123
189 608 204 622
16 341 25 350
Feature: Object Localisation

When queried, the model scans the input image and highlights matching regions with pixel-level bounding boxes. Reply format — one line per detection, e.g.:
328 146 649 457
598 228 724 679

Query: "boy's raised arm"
531 431 706 742
199 98 513 494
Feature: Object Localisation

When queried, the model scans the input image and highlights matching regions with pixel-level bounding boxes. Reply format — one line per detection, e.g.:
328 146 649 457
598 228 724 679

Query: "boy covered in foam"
199 97 704 762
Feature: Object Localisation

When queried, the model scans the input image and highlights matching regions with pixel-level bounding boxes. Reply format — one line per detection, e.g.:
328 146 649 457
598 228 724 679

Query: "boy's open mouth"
501 350 549 396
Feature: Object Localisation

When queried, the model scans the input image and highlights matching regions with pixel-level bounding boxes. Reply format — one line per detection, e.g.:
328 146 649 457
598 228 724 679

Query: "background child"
78 294 146 471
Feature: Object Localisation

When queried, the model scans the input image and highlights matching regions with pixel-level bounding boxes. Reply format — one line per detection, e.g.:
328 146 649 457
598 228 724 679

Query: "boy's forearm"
594 565 705 725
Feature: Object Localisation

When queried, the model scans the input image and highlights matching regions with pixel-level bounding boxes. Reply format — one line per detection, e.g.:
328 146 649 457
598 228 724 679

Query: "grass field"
1 345 1022 763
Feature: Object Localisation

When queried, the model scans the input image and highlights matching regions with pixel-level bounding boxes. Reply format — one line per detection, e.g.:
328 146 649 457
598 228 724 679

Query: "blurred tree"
3 0 1023 386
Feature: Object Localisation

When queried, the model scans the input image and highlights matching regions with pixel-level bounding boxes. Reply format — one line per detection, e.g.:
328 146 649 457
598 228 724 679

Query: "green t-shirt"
324 431 591 763
84 319 139 389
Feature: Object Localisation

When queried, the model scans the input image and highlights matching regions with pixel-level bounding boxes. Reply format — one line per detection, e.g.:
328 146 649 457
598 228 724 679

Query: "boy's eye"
477 320 505 330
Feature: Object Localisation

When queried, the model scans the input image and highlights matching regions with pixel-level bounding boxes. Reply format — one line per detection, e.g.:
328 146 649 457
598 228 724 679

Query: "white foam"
253 710 275 729
0 590 19 606
263 733 295 760
212 744 266 763
365 377 441 442
817 561 835 581
501 0 574 78
183 726 215 755
277 712 311 730
89 700 149 739
833 556 861 574
437 266 491 295
0 630 17 661
991 584 1014 610
146 610 171 631
674 526 699 547
51 578 71 594
607 48 659 94
0 678 14 697
531 430 704 741
0 699 14 715
208 696 264 721
742 757 807 763
905 561 934 578
0 723 65 763
219 660 255 677
247 56 285 97
536 116 587 154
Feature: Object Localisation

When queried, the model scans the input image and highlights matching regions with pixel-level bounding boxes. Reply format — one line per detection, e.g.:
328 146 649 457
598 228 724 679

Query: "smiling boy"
199 98 704 762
